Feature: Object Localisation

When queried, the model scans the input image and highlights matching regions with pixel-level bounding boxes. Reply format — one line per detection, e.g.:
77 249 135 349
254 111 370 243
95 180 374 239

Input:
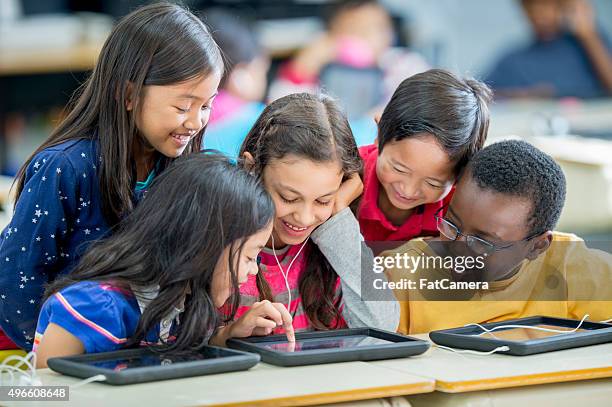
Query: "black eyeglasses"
434 207 541 256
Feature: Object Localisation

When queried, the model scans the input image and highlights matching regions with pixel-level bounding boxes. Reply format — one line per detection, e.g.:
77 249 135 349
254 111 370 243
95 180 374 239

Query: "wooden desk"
1 335 610 406
373 334 612 393
0 43 102 77
488 99 612 140
2 361 434 407
406 378 612 407
487 99 612 233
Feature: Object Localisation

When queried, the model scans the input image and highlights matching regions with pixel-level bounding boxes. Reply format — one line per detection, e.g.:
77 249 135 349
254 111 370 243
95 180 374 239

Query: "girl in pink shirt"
234 93 400 334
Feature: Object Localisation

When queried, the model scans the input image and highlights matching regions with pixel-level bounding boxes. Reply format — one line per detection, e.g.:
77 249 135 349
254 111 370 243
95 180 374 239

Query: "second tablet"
227 328 429 367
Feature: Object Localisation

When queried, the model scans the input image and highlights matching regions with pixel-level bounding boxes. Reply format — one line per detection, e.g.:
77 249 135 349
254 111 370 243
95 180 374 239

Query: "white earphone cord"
466 314 590 336
0 351 106 388
434 344 510 355
271 234 309 313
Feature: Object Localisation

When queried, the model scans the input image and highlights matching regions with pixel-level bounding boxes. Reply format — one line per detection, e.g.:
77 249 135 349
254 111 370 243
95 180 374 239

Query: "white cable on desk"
0 351 106 387
465 314 590 336
434 344 510 356
71 374 107 388
0 351 38 386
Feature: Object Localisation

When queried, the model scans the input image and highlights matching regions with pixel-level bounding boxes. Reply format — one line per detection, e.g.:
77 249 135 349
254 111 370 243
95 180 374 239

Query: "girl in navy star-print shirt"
0 3 223 349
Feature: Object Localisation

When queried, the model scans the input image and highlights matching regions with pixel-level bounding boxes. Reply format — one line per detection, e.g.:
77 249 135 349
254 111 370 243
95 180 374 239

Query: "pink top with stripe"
234 242 346 333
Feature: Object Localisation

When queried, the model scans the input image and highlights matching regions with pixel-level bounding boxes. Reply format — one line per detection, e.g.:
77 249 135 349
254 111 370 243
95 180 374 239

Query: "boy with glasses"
380 140 612 334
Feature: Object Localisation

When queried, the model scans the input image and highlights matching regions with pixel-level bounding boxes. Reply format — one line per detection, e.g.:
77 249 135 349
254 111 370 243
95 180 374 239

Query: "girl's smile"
170 131 196 147
134 73 221 159
261 156 343 248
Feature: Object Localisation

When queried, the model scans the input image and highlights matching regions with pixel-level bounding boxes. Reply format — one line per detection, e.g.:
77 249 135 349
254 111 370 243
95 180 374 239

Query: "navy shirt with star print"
0 138 151 350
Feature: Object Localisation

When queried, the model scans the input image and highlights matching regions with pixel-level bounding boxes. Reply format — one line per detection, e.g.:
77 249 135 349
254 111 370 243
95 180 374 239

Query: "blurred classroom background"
1 0 612 239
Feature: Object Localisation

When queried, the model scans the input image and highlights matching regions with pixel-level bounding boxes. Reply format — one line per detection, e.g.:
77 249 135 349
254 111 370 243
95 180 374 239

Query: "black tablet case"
227 327 430 367
429 316 612 356
47 345 260 385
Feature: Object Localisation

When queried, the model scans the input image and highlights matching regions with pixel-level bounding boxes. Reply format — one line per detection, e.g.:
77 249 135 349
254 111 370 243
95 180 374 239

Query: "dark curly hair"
467 139 566 235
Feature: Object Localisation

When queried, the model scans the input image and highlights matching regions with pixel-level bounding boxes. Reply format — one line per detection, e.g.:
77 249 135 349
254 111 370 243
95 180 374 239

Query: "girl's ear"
526 231 553 261
125 82 135 111
242 151 256 172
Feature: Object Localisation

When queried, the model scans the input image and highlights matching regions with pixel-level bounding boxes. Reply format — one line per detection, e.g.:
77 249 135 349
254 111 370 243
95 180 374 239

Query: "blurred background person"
485 0 612 99
268 0 428 129
268 0 394 103
203 9 270 157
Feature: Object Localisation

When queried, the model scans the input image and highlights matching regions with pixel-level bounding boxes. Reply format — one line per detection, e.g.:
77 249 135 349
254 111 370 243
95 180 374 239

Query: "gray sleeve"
310 207 400 331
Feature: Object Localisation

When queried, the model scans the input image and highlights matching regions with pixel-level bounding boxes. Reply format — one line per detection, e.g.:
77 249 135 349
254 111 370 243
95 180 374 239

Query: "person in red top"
358 69 492 242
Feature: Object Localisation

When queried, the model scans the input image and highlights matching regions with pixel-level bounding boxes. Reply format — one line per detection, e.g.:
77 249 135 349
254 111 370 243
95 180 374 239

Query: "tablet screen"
259 335 395 352
473 324 588 341
85 351 223 371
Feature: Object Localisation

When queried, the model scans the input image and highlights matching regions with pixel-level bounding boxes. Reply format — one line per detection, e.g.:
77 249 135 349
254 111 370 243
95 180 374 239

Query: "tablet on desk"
429 316 612 356
227 328 430 367
47 346 260 385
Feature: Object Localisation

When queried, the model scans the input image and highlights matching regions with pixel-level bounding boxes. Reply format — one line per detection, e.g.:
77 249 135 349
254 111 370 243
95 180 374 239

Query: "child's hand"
230 300 295 342
565 0 596 40
333 173 363 215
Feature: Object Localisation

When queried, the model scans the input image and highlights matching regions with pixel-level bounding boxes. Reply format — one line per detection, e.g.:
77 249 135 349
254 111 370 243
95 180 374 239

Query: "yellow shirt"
383 232 612 334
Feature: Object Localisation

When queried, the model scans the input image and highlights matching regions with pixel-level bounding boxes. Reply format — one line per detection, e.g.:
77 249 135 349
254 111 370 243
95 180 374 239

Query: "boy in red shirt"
358 69 492 241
